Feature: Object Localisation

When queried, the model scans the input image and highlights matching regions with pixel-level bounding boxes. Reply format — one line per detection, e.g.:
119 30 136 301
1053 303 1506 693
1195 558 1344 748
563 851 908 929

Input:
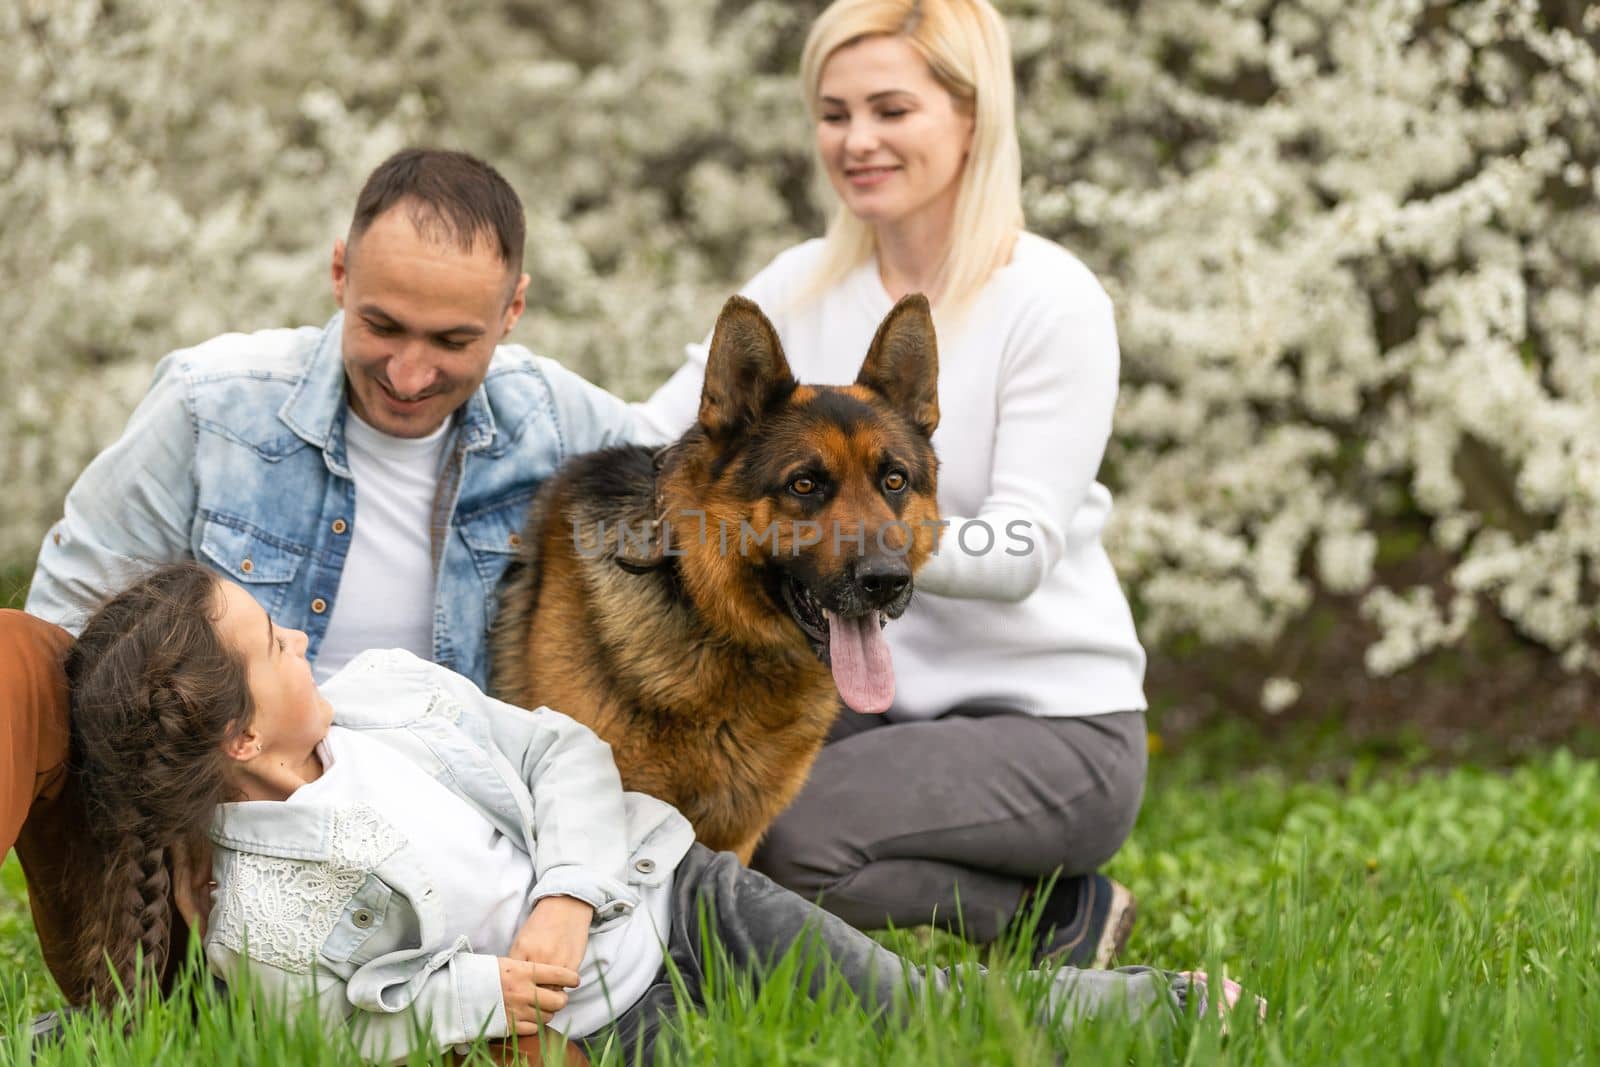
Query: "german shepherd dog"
490 294 940 861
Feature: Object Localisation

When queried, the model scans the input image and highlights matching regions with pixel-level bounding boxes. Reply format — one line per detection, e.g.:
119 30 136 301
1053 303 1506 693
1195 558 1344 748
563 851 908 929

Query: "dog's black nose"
853 555 910 605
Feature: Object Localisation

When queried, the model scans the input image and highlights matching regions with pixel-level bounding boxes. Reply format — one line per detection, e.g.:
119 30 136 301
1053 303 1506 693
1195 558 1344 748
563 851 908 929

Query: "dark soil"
1148 593 1600 772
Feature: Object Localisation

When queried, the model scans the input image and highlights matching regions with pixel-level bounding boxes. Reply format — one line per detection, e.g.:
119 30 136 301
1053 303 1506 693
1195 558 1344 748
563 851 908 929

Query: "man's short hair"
348 148 525 275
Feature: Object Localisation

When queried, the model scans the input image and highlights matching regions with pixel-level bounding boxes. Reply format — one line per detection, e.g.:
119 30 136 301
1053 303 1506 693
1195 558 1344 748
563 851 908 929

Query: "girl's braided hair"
65 562 253 1006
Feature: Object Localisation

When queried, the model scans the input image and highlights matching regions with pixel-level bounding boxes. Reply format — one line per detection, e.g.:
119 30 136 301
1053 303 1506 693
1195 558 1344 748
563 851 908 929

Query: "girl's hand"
510 895 595 976
499 957 580 1035
1179 970 1268 1032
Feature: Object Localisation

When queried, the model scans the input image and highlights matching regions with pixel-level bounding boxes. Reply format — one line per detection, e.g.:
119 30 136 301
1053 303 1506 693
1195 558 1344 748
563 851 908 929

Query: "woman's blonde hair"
798 0 1023 314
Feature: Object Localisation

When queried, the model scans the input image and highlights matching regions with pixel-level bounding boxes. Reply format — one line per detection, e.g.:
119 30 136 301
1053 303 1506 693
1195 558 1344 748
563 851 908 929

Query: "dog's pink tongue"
826 610 894 714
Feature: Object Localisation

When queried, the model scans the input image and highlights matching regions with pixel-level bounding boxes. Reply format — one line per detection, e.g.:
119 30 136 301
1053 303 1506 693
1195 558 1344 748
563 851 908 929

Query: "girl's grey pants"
750 706 1148 942
584 843 1191 1061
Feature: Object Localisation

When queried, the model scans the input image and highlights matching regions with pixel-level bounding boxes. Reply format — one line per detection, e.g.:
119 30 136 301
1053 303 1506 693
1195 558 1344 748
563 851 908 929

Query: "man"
27 147 652 688
13 150 653 1059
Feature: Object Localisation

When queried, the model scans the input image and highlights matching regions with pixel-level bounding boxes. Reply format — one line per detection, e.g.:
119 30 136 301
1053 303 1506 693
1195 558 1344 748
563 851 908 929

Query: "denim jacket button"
311 597 328 614
331 518 348 535
352 908 375 929
634 858 656 874
240 558 254 574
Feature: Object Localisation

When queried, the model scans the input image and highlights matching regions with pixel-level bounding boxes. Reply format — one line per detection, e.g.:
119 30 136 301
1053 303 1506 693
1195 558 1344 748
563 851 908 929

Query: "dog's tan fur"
491 296 939 861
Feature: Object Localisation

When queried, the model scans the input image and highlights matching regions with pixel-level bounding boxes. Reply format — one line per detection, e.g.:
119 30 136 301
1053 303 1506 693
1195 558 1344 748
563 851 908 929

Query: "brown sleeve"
0 608 97 1001
4 610 188 1004
0 609 72 854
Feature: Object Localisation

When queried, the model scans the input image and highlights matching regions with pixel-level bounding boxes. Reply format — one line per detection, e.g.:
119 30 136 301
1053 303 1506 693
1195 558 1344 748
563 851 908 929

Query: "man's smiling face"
331 204 528 438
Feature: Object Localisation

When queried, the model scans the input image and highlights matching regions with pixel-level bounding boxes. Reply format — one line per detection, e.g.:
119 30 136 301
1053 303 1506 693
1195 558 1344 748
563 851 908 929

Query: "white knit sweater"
635 234 1146 719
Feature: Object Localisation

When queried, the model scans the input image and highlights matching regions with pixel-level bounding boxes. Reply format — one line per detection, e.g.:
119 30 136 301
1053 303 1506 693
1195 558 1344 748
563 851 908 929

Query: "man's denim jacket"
26 314 654 687
204 649 695 1061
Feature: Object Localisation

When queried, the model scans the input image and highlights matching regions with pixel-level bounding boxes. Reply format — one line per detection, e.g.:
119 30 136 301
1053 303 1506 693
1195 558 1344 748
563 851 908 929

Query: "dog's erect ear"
856 293 940 439
698 296 797 440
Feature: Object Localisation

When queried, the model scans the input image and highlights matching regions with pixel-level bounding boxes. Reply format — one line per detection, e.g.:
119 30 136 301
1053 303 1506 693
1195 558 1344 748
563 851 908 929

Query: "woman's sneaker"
1032 872 1137 969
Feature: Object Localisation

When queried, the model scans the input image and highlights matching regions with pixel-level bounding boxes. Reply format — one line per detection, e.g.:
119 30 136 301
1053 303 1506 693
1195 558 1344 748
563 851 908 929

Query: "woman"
63 564 1235 1063
636 0 1148 966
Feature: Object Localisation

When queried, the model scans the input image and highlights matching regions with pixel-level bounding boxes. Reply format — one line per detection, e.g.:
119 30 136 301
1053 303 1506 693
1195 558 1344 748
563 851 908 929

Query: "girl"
66 563 1239 1062
635 0 1148 966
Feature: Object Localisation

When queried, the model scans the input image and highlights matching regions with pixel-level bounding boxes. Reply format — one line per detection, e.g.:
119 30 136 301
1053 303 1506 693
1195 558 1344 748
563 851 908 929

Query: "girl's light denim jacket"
26 314 657 688
204 648 694 1061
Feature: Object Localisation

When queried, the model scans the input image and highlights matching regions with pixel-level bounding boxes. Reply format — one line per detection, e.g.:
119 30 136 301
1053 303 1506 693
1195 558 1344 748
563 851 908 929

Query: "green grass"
1 564 29 611
4 748 1597 1064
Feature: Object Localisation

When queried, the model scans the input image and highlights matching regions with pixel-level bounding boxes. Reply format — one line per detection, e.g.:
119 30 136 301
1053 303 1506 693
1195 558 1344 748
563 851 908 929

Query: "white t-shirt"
636 235 1147 719
292 724 674 1039
314 412 450 682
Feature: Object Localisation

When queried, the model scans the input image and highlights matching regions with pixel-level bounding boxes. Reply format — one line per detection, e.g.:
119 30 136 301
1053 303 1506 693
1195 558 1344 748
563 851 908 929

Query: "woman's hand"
510 894 595 979
498 957 580 1035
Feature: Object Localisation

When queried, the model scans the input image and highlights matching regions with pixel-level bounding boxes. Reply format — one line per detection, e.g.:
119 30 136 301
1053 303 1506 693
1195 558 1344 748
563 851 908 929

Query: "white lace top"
210 800 405 976
291 725 534 957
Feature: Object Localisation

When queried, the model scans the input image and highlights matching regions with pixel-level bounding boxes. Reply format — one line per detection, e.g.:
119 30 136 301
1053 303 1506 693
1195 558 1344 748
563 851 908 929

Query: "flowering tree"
4 0 1597 716
1026 0 1600 714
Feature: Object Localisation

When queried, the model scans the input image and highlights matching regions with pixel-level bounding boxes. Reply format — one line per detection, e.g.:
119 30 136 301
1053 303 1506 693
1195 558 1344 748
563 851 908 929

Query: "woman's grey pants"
749 707 1148 943
585 844 1190 1061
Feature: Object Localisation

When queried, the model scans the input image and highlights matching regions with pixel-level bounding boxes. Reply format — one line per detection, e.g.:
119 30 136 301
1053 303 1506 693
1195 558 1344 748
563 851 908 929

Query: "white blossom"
1260 677 1301 715
3 0 1598 694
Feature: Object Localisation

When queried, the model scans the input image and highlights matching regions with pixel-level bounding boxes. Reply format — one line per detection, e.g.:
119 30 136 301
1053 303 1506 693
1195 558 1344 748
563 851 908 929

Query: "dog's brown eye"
789 477 817 496
883 471 907 493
